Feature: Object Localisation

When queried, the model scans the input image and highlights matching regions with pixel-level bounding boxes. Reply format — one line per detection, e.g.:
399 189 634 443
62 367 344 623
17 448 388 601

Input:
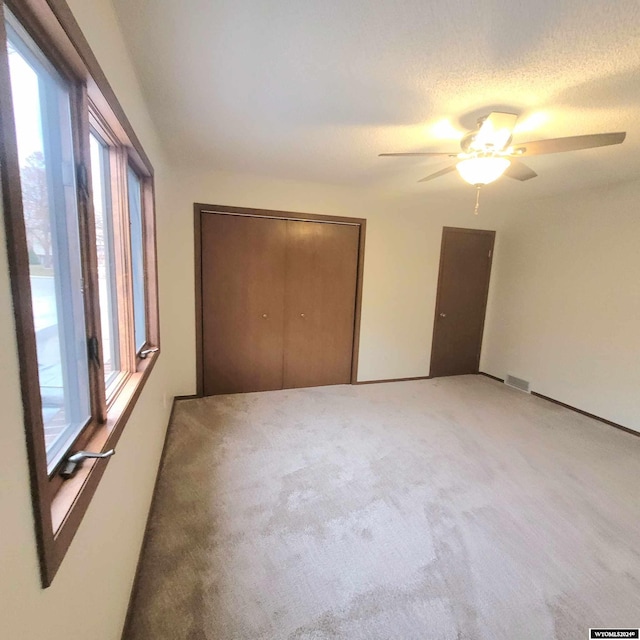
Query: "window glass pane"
89 133 120 385
7 15 91 469
127 167 146 352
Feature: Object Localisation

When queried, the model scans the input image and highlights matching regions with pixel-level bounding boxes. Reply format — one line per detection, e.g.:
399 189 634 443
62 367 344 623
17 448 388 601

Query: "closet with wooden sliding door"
195 204 365 396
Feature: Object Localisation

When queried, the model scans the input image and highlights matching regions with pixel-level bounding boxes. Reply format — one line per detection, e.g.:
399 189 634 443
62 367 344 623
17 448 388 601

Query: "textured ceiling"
111 0 640 198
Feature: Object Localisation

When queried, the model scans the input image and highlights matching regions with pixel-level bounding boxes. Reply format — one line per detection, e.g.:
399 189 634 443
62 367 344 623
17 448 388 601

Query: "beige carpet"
124 375 640 640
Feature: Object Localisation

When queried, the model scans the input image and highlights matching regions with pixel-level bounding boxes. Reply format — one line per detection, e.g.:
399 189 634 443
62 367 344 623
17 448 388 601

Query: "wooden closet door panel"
283 220 359 388
201 214 286 395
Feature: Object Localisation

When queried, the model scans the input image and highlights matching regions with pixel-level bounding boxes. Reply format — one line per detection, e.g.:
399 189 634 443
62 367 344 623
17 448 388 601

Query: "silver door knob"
262 313 268 318
300 313 305 318
439 313 447 317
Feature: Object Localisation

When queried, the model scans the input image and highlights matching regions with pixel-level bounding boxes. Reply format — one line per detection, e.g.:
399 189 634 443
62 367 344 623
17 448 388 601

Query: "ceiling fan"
380 112 626 211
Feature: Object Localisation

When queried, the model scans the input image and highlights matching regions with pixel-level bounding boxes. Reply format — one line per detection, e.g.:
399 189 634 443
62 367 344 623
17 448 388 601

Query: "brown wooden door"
430 227 495 378
201 214 287 395
283 221 359 388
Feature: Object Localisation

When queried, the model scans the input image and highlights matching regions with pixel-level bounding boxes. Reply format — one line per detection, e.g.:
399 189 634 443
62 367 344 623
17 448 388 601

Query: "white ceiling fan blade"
379 152 458 157
474 112 519 151
417 165 457 182
504 159 538 181
511 132 626 156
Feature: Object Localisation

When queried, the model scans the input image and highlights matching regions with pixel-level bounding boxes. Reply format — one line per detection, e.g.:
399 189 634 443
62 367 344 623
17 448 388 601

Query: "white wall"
0 1 191 639
482 179 640 432
359 196 510 380
174 168 513 383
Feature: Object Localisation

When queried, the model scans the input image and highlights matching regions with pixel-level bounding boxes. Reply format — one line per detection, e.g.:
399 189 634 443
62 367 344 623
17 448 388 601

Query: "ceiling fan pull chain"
474 185 481 215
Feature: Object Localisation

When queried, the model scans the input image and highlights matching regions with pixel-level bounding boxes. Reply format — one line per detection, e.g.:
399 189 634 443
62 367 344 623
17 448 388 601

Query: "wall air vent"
504 374 531 393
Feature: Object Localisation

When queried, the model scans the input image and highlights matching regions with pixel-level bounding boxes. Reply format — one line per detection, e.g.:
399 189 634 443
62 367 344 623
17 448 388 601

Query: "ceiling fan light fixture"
456 156 511 185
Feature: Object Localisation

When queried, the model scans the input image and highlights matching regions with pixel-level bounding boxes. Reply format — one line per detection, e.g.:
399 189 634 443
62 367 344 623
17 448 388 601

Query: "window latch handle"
88 336 101 367
140 347 158 359
77 162 90 200
60 449 115 480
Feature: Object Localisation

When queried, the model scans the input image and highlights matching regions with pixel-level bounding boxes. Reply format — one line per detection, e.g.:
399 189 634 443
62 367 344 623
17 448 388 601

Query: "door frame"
429 226 496 378
193 203 367 396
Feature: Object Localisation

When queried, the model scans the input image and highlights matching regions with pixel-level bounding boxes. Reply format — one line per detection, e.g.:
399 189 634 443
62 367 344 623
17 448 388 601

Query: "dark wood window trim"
193 203 366 396
0 0 160 586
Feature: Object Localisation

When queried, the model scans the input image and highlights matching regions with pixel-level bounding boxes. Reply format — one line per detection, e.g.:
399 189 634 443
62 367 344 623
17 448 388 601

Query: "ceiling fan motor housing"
461 127 514 155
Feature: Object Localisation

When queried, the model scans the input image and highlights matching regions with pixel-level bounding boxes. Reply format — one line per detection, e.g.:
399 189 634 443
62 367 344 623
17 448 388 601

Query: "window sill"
46 348 160 584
